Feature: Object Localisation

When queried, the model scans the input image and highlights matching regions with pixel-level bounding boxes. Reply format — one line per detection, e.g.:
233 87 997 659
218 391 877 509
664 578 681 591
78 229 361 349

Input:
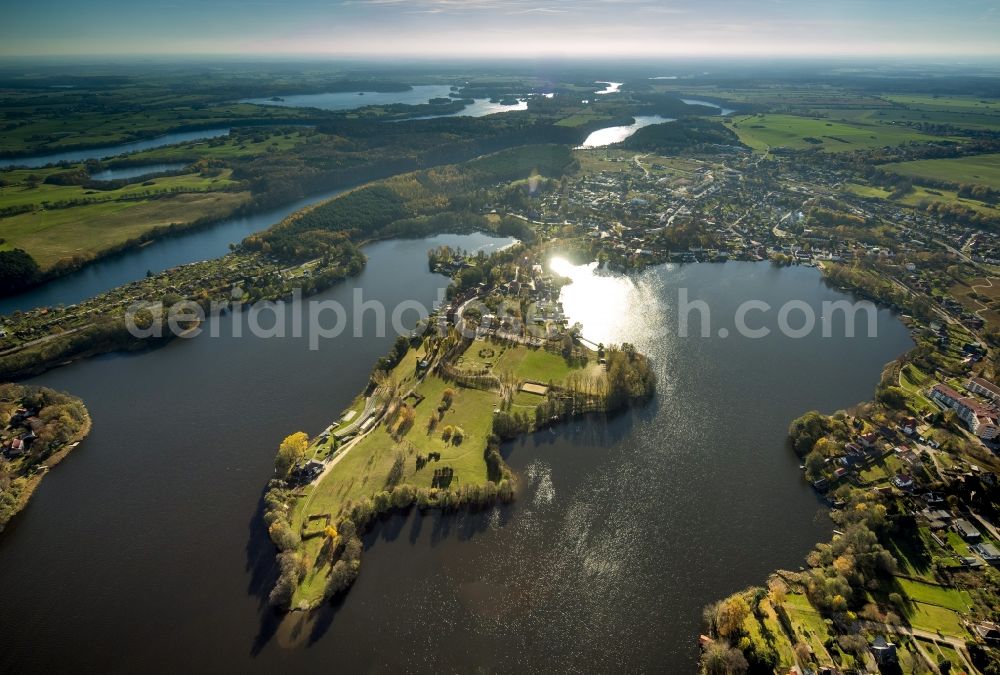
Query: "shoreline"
0 386 92 534
261 242 656 610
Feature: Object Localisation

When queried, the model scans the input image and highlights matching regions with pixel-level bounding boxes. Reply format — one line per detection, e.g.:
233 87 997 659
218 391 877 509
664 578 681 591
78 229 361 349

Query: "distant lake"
578 115 674 148
241 85 454 111
400 98 529 122
450 98 528 117
87 163 188 181
247 85 529 120
680 98 737 116
0 129 231 169
595 81 623 95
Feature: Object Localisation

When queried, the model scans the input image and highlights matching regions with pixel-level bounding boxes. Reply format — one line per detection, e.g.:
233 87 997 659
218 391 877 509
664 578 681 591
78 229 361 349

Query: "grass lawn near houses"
895 577 973 614
898 364 937 416
458 338 588 386
908 602 968 637
886 527 937 582
294 374 499 532
782 594 836 662
742 599 798 669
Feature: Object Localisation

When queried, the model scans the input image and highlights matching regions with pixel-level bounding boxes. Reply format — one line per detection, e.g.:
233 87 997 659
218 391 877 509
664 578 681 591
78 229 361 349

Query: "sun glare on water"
548 256 658 347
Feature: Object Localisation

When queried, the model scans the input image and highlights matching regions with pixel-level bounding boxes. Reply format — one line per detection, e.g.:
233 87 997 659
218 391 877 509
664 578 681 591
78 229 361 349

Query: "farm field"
881 153 1000 190
728 114 947 152
0 191 250 269
0 168 239 209
844 181 1000 220
122 129 310 162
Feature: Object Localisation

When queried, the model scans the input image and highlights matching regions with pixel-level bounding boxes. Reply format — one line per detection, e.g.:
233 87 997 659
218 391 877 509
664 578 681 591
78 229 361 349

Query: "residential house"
870 636 898 666
974 542 1000 563
953 518 982 541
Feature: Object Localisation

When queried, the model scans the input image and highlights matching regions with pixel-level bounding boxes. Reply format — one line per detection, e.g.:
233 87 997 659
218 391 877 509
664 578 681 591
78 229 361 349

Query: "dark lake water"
86 163 188 182
0 186 354 315
0 252 913 674
0 129 231 169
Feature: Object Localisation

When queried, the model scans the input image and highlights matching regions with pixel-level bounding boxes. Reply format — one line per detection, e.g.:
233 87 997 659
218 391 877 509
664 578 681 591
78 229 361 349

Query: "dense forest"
0 249 41 294
620 118 744 154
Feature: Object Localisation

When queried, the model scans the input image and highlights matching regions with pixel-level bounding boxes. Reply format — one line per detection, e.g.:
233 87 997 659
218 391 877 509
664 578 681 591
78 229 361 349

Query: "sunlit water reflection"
578 115 675 148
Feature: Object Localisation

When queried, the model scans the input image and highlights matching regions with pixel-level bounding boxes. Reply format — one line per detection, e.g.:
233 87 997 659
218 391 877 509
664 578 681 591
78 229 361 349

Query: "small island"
0 383 90 533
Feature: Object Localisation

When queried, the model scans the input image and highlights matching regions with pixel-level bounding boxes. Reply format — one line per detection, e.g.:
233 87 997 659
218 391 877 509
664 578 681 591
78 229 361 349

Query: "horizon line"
3 52 1000 62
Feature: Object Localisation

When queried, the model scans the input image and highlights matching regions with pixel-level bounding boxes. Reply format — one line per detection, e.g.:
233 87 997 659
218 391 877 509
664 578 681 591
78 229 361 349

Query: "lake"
0 250 914 673
0 186 353 315
680 98 737 116
0 128 231 169
245 85 529 120
86 163 188 182
241 85 455 111
579 115 674 148
595 81 623 95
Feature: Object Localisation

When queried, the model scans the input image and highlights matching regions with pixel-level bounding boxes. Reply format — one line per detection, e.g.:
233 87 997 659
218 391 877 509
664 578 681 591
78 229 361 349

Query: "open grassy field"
908 602 968 636
896 578 973 614
506 344 577 383
555 111 615 128
877 94 1000 131
285 336 611 606
0 168 239 209
897 363 938 416
728 114 946 152
844 182 892 199
882 153 1000 190
455 340 590 385
294 376 498 529
844 181 1000 221
948 275 1000 328
122 129 309 162
289 373 500 604
0 128 313 271
782 593 837 661
899 185 1000 218
884 95 1000 112
0 191 250 269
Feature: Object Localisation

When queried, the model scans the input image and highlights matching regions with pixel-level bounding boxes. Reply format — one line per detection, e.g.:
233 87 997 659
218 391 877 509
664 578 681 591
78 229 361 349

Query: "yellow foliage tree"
716 594 751 638
275 431 309 476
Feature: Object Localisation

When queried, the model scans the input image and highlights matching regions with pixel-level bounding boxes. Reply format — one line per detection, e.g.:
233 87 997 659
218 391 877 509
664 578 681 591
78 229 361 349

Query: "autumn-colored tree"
275 431 309 476
767 578 787 605
715 594 751 639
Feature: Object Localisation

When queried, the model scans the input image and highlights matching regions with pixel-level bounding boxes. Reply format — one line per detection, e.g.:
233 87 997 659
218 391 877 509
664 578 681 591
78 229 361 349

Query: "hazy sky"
2 0 999 57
